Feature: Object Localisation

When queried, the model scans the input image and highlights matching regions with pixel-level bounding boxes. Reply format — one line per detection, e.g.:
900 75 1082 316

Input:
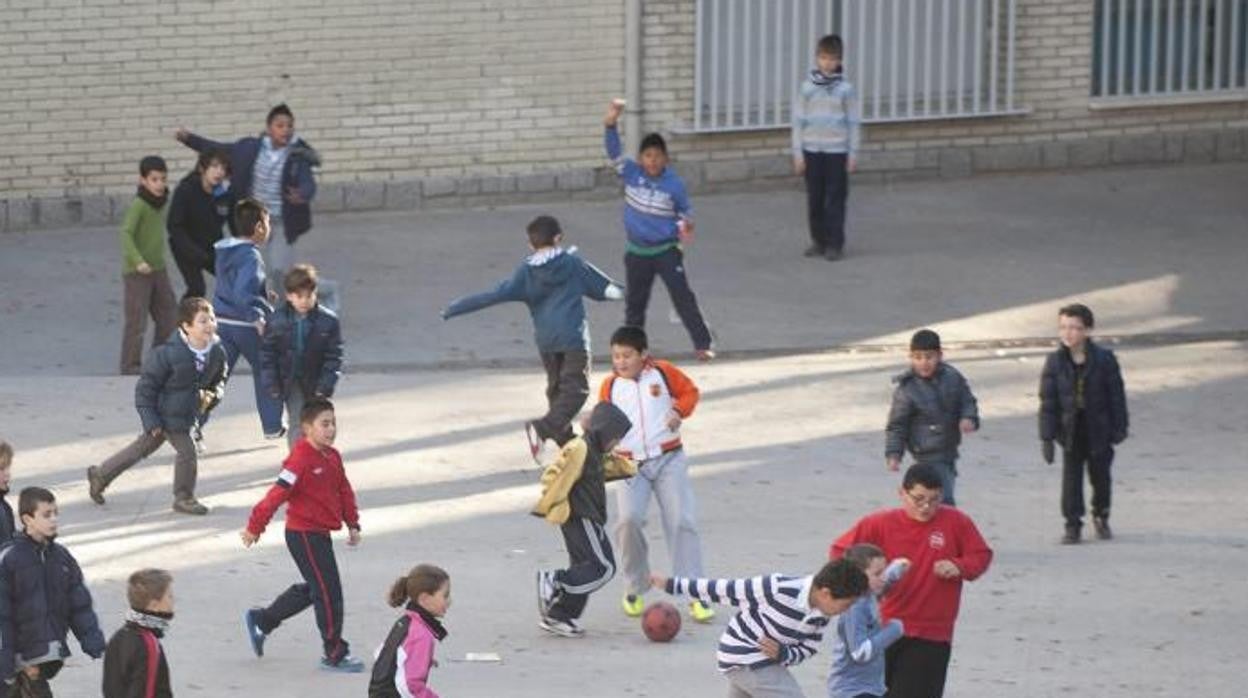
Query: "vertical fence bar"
792 0 801 123
809 0 818 67
957 0 966 111
1134 0 1144 93
1213 0 1224 89
926 0 934 114
743 0 752 126
774 1 783 124
1151 0 1161 92
974 0 983 112
1183 0 1192 90
1118 0 1128 94
695 0 703 130
874 0 883 118
891 0 900 117
941 0 950 112
727 0 736 125
709 0 719 128
1232 0 1242 87
1198 0 1208 89
1167 0 1177 91
1102 0 1113 95
990 0 1000 109
1007 0 1015 109
859 0 868 112
909 0 918 117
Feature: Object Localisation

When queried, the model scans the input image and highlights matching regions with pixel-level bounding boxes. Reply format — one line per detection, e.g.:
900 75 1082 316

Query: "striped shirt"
666 574 827 672
252 136 290 218
791 71 862 157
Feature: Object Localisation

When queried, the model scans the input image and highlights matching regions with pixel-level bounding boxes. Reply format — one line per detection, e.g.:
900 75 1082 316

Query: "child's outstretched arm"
603 101 639 180
243 462 302 545
842 598 903 665
174 128 231 154
578 258 624 302
651 572 767 610
879 558 910 597
441 266 527 320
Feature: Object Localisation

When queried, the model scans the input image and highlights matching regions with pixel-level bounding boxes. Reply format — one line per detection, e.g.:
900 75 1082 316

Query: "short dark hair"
1059 303 1095 329
910 329 941 352
178 296 213 327
843 543 885 571
234 197 269 239
813 558 868 599
817 34 844 58
127 568 173 610
267 103 294 125
300 397 335 426
610 325 648 353
388 564 450 607
196 149 230 174
639 132 667 156
139 155 167 177
902 463 944 492
526 215 562 248
18 486 55 520
284 263 319 294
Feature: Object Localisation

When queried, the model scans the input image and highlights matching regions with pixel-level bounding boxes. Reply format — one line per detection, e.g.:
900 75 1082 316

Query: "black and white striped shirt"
666 574 827 672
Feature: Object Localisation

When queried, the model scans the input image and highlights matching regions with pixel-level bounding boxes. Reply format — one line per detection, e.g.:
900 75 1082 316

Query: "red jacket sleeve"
830 518 868 560
950 513 993 580
657 361 700 418
337 455 360 529
246 459 303 536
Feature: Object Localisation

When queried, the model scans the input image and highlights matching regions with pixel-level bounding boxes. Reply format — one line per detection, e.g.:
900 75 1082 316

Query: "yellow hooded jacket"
531 438 637 525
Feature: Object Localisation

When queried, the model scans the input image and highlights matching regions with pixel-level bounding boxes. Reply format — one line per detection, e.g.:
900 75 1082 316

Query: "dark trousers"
120 270 177 374
548 516 615 622
536 350 590 446
624 248 713 351
98 430 198 500
885 637 952 698
218 322 286 436
169 243 213 300
802 151 849 253
255 530 350 662
1061 418 1113 526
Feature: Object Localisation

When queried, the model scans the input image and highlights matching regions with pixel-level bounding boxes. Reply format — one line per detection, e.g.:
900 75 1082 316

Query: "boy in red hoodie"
830 464 992 698
240 397 364 673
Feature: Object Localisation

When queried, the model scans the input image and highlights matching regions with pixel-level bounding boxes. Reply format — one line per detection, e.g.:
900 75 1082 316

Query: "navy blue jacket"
443 248 620 353
0 534 105 679
180 132 320 242
1039 340 1129 454
167 170 228 272
136 332 229 434
212 237 271 323
259 304 344 399
0 497 12 546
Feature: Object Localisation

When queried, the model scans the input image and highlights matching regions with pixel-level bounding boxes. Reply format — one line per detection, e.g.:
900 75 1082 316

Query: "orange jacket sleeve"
598 374 615 404
656 361 699 418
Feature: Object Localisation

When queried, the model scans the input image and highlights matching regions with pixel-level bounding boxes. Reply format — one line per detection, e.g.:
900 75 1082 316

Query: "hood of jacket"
523 247 578 300
585 402 632 453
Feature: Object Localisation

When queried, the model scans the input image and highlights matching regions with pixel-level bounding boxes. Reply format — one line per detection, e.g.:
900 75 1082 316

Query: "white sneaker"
538 617 584 638
536 570 556 617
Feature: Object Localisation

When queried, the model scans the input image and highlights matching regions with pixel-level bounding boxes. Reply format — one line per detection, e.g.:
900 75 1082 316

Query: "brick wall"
2 0 1245 231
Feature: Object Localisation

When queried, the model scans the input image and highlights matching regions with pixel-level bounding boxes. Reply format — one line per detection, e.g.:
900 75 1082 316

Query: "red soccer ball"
641 601 682 642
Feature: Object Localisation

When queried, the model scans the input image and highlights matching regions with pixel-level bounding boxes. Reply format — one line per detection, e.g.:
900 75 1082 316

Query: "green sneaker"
689 600 716 623
621 594 644 618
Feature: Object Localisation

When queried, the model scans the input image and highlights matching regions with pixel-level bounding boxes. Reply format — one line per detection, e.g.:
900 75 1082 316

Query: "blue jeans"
922 460 958 506
218 322 284 436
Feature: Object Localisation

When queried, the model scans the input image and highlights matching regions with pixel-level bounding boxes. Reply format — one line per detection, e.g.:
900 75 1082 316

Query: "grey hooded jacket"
885 363 979 463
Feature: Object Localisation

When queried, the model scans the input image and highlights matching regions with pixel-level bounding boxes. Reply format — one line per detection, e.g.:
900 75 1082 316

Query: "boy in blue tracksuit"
827 544 908 698
602 100 714 360
792 34 861 261
214 197 285 439
442 215 623 459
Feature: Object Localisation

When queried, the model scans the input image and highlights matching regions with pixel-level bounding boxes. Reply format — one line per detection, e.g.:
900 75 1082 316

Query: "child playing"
0 441 13 544
176 103 320 289
826 545 908 698
532 402 633 637
885 329 980 506
88 296 228 515
102 568 175 698
241 397 364 673
1039 303 1129 544
260 263 344 449
369 564 451 698
167 149 230 300
791 34 861 261
214 196 286 439
119 155 178 375
0 487 105 696
603 100 715 360
652 558 867 697
441 215 623 460
598 325 714 623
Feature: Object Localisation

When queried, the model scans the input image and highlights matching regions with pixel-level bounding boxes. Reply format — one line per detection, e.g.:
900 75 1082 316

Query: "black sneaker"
1061 524 1081 545
824 248 844 261
1093 516 1112 540
243 608 267 657
86 466 106 505
803 245 825 258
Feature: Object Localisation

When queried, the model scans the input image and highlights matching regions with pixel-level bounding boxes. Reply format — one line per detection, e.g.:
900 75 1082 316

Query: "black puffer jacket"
1039 340 1128 454
167 170 228 272
136 332 229 434
0 496 13 546
569 402 632 524
0 533 105 679
259 303 344 400
885 363 980 463
102 621 172 698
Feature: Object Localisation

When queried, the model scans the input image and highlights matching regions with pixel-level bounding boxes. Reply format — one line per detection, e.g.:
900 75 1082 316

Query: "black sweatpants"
548 516 616 622
802 151 849 253
885 637 952 698
255 529 350 662
624 248 713 351
1061 417 1113 526
169 239 214 300
536 350 590 446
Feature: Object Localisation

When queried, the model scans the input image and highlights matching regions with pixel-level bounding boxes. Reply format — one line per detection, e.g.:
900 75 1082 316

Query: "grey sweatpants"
615 448 705 596
725 664 805 697
98 430 198 500
284 382 308 449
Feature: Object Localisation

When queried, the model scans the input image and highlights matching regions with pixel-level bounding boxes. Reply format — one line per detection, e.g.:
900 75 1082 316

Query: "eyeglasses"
904 491 942 509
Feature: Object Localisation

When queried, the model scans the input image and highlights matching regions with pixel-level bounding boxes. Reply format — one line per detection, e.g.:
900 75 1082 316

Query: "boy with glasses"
829 464 993 698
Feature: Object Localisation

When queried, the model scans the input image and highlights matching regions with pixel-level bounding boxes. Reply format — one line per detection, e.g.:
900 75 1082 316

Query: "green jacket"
119 197 167 274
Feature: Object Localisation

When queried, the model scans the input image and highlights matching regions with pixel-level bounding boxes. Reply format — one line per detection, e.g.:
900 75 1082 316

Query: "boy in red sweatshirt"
830 464 992 698
240 397 364 673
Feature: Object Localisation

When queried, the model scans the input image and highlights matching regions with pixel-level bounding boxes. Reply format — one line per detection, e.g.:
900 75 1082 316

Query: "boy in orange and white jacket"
598 325 715 624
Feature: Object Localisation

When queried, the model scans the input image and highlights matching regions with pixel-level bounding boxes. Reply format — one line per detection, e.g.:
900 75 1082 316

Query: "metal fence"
1092 0 1248 100
692 0 1025 132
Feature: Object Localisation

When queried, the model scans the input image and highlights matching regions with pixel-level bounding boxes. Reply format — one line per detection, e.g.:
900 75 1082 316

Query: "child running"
369 564 451 698
826 545 908 698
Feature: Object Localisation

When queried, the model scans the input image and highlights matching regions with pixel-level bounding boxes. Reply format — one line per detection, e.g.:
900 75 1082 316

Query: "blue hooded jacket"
212 237 271 323
443 247 620 353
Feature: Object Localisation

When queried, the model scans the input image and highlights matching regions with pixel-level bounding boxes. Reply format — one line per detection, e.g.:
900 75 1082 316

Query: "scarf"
407 602 448 641
125 608 173 636
809 67 844 88
136 186 168 211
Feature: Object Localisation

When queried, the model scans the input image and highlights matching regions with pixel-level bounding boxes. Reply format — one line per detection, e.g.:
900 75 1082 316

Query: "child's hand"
885 456 901 472
677 219 694 245
793 155 805 176
605 98 625 126
933 559 961 579
136 262 153 275
284 186 306 205
347 527 361 546
1042 439 1055 464
649 573 669 590
240 530 259 548
847 156 858 173
665 410 682 432
149 427 164 438
254 319 266 337
174 127 189 143
959 418 976 434
758 636 782 660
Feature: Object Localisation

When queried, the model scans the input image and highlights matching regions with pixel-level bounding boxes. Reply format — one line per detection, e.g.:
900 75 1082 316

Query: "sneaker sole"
319 661 365 673
538 620 583 638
